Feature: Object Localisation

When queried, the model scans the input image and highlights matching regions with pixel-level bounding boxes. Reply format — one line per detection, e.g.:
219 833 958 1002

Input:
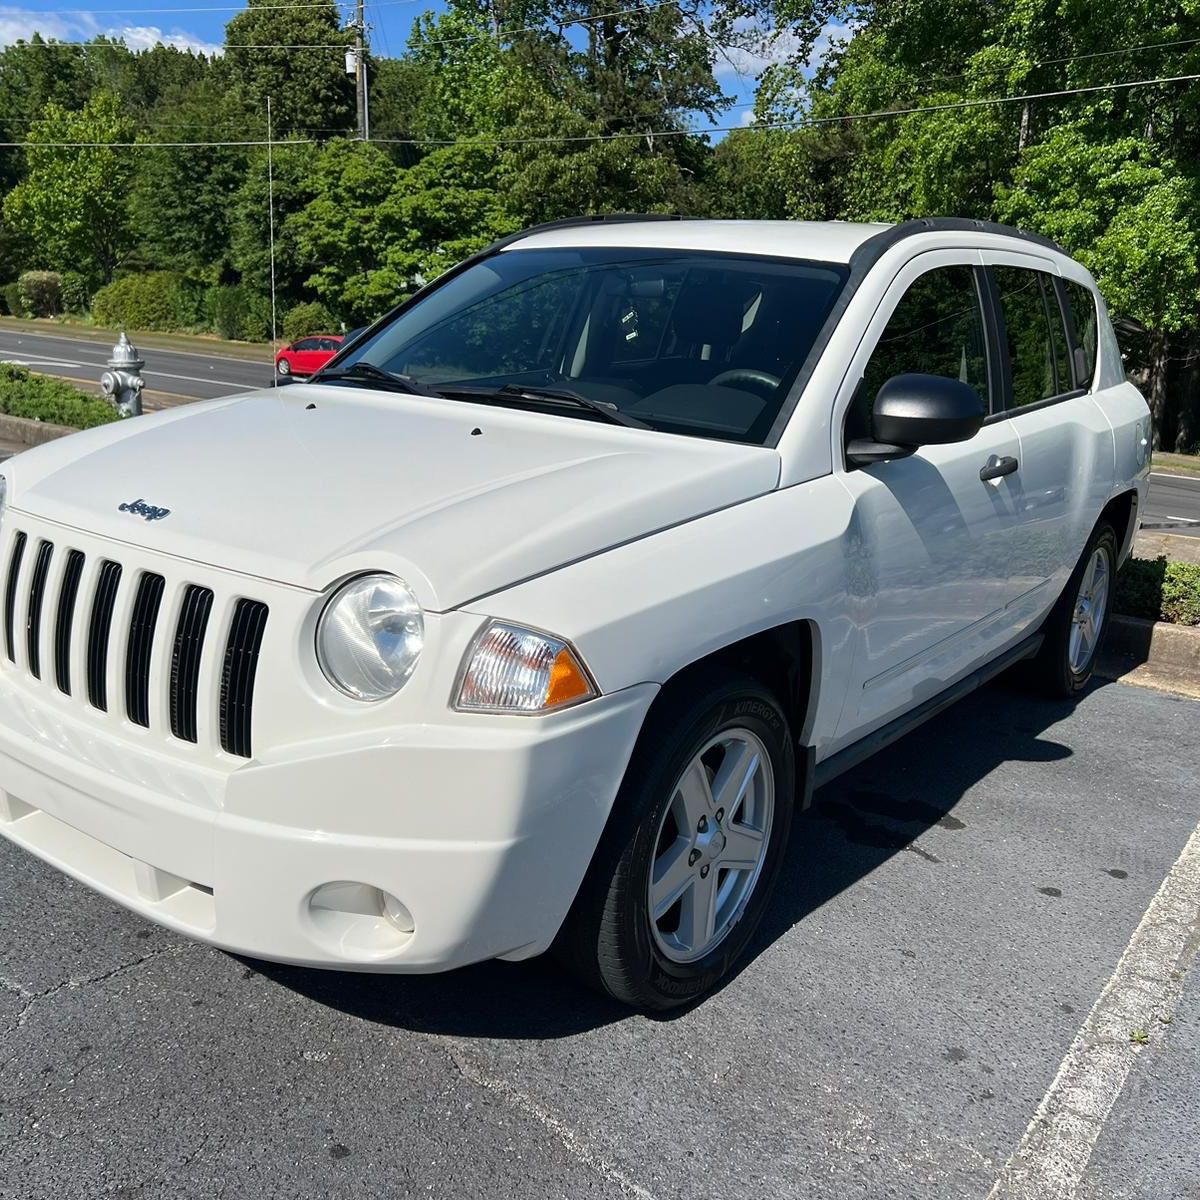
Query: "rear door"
980 253 1116 625
832 251 1026 742
292 337 322 374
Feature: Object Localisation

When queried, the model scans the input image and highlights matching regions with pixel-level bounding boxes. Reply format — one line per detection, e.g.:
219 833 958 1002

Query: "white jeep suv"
0 217 1150 1009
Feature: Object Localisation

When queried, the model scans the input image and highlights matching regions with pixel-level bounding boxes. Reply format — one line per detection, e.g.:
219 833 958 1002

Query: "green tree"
224 0 354 137
3 91 134 284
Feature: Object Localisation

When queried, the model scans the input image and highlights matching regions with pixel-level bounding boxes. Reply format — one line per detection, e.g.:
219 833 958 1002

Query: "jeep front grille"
2 532 268 758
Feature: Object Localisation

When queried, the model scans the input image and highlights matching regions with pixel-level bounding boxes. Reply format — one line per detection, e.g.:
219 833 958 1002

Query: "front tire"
276 358 292 376
1032 521 1118 696
556 673 795 1011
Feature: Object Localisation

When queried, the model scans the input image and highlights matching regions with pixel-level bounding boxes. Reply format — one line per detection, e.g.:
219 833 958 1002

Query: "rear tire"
1031 521 1118 697
555 673 795 1011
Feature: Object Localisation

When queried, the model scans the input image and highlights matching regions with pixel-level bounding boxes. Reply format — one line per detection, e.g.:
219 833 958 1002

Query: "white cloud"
0 7 221 55
715 19 852 83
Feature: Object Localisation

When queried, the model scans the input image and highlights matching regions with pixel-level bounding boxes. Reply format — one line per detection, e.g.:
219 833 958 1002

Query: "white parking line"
986 822 1200 1199
1164 515 1200 524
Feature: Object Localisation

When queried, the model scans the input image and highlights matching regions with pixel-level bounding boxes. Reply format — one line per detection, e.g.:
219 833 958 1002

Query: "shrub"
0 364 118 429
1115 556 1200 626
283 301 335 343
17 271 61 317
92 271 201 331
205 285 272 341
60 271 91 314
0 282 22 316
206 285 248 340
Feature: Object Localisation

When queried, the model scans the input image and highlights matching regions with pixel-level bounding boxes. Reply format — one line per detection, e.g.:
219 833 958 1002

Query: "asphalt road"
1142 470 1200 537
0 327 274 402
1 676 1197 1200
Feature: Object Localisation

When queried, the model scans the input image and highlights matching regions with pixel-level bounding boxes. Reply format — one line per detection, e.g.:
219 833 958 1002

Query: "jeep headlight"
316 573 424 701
455 621 597 713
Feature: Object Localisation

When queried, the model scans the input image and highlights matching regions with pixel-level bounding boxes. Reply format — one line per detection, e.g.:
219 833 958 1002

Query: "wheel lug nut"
714 808 724 823
697 816 708 833
700 865 710 878
688 849 701 866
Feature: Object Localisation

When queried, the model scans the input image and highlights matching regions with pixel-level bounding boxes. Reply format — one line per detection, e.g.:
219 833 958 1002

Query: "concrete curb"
0 412 76 447
1099 614 1200 698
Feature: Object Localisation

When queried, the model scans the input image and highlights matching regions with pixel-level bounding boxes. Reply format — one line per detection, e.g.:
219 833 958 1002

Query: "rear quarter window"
1064 280 1099 388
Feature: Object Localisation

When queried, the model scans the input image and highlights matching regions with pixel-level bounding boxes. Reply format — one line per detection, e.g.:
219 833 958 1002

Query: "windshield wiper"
441 383 650 430
316 361 444 397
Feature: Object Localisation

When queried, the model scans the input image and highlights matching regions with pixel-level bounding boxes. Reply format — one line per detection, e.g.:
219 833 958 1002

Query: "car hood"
8 387 780 610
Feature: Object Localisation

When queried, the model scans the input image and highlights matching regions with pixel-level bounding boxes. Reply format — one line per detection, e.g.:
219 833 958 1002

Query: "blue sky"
0 1 825 137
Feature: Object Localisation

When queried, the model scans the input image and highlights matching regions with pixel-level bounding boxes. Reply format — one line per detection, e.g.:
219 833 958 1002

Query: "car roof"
504 219 893 264
499 216 1070 268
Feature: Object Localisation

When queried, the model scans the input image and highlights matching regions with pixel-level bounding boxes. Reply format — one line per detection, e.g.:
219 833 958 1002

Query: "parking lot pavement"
1 676 1198 1200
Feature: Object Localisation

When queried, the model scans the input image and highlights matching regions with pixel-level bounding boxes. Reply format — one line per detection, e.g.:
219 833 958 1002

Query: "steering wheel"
708 368 783 396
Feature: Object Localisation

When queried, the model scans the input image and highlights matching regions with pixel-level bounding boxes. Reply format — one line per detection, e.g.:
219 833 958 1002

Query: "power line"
1 71 1195 149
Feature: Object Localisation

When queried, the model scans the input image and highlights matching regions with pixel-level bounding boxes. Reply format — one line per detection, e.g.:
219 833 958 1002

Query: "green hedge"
282 301 335 342
92 271 196 332
1 281 24 317
18 271 62 317
205 285 271 342
0 365 118 429
1115 557 1200 626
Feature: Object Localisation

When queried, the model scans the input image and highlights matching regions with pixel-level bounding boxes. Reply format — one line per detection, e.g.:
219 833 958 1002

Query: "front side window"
850 264 989 440
1064 279 1098 387
331 247 849 444
993 266 1074 408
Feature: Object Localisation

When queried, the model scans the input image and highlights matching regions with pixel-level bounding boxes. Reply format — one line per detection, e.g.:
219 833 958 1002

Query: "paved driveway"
1 676 1198 1200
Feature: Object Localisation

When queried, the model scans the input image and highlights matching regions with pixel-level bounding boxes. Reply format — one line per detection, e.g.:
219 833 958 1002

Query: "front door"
832 252 1024 744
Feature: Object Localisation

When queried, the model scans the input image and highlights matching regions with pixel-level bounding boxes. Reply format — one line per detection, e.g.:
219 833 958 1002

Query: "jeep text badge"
118 498 171 521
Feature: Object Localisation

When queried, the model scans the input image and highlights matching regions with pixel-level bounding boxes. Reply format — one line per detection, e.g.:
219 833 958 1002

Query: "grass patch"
0 364 118 430
1115 556 1200 626
1153 451 1200 475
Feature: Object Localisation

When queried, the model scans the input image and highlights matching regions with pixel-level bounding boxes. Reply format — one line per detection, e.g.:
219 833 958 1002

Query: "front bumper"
0 680 656 971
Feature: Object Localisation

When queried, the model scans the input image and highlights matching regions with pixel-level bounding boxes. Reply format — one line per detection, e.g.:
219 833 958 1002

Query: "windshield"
330 247 849 444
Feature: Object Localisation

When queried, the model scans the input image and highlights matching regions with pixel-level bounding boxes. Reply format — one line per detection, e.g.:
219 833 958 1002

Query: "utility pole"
355 0 369 141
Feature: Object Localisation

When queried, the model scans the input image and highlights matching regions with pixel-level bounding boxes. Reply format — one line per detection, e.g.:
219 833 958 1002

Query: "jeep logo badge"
118 499 171 522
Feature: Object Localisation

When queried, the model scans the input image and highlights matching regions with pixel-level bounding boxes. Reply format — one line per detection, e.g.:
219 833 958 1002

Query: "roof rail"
852 217 1069 271
486 212 689 254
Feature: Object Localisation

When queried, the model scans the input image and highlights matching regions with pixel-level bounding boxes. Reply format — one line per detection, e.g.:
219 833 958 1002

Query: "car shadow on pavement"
257 673 1083 1035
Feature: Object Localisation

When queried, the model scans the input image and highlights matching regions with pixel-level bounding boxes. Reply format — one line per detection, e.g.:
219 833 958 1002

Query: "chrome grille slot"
125 572 165 728
25 540 53 679
4 530 27 662
169 585 213 744
86 561 122 712
219 599 268 759
53 550 85 696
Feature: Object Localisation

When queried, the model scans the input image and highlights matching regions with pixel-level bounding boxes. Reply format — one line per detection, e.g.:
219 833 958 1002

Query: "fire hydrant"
100 332 145 418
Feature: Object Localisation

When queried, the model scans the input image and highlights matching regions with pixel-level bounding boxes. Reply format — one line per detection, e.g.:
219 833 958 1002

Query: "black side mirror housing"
847 373 985 467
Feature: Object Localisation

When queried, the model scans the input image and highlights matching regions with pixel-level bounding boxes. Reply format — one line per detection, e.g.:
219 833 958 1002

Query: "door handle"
980 455 1019 482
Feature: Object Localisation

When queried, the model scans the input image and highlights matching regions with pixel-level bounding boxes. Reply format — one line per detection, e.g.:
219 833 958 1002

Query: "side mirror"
847 373 985 467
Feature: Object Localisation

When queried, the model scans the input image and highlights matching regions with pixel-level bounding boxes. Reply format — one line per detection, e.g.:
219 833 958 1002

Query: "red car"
275 333 344 377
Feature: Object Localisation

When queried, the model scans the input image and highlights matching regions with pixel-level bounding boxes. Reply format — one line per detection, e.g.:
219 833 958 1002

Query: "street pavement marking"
986 821 1200 1200
2 357 82 369
142 370 258 390
0 325 272 366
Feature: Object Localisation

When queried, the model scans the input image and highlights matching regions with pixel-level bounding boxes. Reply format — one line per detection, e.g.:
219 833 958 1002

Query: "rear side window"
1064 280 1098 387
853 264 990 437
993 266 1073 408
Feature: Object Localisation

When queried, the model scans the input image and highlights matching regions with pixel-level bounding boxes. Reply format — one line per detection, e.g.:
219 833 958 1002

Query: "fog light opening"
379 889 414 933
